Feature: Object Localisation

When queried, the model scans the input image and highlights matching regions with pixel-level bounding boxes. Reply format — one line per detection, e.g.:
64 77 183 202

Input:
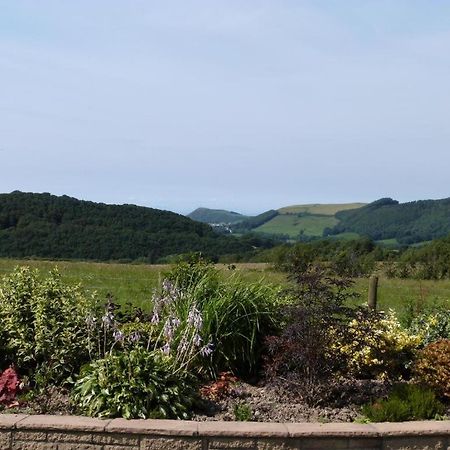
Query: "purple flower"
163 319 174 341
188 306 203 329
102 312 114 328
177 336 188 353
113 330 124 342
193 333 202 347
128 331 141 343
161 342 171 355
151 311 160 324
200 342 214 357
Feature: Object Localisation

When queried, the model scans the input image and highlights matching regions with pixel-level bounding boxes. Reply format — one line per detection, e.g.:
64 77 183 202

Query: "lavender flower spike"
161 342 171 355
200 342 214 357
113 329 125 342
129 331 141 343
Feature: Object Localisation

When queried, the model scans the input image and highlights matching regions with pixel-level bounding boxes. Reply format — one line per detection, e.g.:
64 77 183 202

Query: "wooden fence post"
368 276 378 311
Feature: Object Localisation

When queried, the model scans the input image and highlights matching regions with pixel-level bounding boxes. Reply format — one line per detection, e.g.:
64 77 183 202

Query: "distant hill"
232 210 279 233
0 192 267 262
326 197 450 245
187 207 248 224
244 203 366 240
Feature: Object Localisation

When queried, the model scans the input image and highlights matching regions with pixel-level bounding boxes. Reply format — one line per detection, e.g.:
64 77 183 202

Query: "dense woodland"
326 197 450 244
0 192 271 262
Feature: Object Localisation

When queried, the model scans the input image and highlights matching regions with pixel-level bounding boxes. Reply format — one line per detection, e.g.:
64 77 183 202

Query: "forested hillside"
0 192 268 262
187 207 248 224
326 197 450 244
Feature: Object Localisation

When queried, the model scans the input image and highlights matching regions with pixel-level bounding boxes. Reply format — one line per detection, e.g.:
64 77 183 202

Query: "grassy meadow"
0 258 449 318
255 213 338 238
277 203 366 215
254 203 366 238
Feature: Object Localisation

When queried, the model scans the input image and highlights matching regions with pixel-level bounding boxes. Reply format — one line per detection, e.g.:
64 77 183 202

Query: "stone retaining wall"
0 415 449 450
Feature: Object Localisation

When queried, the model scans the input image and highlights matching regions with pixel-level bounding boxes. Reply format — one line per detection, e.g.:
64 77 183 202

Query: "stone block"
16 415 108 432
141 437 202 450
14 430 47 441
57 444 103 450
198 422 288 438
301 437 348 450
257 439 299 450
348 437 381 449
96 432 140 446
47 431 93 443
0 414 28 430
0 431 11 449
106 419 198 436
383 436 446 450
12 442 57 450
104 446 140 450
209 437 256 449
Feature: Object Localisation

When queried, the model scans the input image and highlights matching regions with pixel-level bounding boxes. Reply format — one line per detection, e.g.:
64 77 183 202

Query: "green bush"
71 348 196 419
410 310 450 346
0 266 101 386
362 383 444 422
414 339 450 399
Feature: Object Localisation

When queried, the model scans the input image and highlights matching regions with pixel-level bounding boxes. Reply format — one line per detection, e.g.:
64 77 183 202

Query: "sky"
1 1 450 215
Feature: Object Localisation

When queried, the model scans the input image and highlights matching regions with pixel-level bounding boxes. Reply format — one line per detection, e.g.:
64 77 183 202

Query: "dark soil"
193 378 391 423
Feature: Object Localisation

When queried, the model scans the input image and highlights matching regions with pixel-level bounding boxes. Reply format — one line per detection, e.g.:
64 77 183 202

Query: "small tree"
265 261 357 404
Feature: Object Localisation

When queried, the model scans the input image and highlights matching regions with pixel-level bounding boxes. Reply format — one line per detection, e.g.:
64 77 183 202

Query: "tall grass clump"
160 255 282 376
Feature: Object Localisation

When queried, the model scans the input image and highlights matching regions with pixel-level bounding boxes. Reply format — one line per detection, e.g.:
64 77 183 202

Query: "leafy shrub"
0 267 101 386
71 348 196 419
336 309 421 380
414 339 450 399
362 383 444 422
264 263 357 404
409 309 450 346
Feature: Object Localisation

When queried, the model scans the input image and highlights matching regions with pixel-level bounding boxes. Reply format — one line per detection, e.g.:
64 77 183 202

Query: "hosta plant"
71 348 196 419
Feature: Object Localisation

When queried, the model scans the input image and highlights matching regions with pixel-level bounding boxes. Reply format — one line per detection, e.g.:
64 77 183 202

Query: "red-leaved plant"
0 367 20 407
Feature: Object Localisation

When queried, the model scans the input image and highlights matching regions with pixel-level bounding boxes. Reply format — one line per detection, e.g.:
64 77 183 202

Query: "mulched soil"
193 377 391 423
3 377 448 423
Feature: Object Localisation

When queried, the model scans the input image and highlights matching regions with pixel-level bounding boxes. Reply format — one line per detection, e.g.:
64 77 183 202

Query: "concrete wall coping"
1 414 449 438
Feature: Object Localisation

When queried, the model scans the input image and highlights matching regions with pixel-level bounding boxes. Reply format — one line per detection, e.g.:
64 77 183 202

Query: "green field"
278 203 366 215
252 203 366 239
0 258 449 319
255 214 338 238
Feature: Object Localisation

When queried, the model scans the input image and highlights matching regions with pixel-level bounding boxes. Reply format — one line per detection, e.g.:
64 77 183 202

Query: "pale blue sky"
1 1 450 215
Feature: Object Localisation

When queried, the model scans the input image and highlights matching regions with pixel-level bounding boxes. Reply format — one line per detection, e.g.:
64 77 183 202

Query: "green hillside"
278 203 366 215
253 203 366 239
187 207 248 224
0 192 267 262
327 197 450 245
256 214 339 238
